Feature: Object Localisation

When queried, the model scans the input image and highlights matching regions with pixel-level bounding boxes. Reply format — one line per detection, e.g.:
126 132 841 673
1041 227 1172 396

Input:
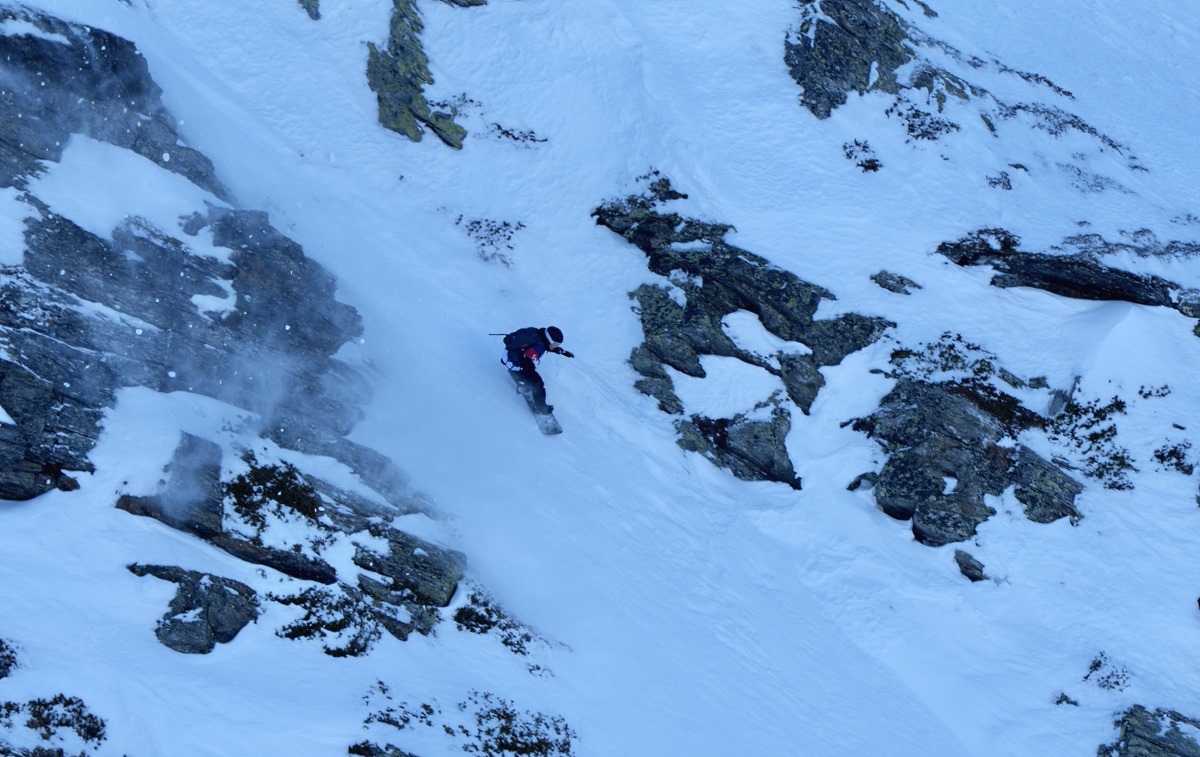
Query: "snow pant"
505 358 550 413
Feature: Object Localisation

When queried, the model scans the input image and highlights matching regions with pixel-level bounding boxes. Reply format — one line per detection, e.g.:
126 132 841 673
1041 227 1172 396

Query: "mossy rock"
365 1 467 149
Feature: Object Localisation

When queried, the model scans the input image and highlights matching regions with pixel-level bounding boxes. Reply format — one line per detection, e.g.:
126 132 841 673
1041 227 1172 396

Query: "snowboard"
507 371 563 435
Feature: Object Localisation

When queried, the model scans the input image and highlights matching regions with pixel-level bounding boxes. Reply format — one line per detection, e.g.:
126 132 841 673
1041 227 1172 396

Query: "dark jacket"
504 327 551 368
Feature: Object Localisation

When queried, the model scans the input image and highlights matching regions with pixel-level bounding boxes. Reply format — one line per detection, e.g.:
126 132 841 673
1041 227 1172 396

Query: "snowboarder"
501 325 574 415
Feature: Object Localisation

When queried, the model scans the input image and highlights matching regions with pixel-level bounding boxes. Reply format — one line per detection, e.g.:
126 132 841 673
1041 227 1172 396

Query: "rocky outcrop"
784 0 1140 189
0 10 470 656
0 198 370 501
852 336 1081 546
354 527 465 608
0 6 243 499
118 435 464 652
0 6 226 197
367 0 468 148
127 564 259 654
1100 705 1200 757
939 228 1200 325
954 550 987 582
677 406 801 490
297 0 320 20
785 0 915 119
0 10 427 502
871 270 921 294
0 7 382 501
594 175 892 489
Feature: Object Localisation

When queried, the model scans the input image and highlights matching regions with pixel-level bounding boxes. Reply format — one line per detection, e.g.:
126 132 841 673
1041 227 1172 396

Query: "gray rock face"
785 0 914 118
953 550 987 582
1 198 368 500
783 0 1143 202
0 6 226 197
594 176 892 489
1100 705 1200 757
871 270 921 294
939 228 1196 320
0 11 469 653
117 437 464 652
855 377 1080 546
677 407 801 490
0 7 377 501
353 527 466 608
297 0 321 20
128 564 259 654
1011 446 1083 524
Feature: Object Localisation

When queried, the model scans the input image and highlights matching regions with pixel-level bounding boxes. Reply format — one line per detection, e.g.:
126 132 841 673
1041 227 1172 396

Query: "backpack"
503 327 540 351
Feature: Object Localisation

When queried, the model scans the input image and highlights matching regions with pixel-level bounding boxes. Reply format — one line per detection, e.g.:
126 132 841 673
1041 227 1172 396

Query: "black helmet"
546 325 564 344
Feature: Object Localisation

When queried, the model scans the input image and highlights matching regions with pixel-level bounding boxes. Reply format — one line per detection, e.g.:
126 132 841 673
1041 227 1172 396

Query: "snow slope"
5 0 1200 754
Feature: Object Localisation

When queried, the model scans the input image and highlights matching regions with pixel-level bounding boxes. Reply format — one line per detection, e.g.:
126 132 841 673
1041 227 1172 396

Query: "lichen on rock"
851 334 1081 546
366 0 467 148
595 174 892 489
1100 705 1200 757
785 0 914 119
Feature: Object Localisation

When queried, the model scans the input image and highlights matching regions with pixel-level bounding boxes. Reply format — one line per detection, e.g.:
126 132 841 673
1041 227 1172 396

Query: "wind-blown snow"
4 0 1200 755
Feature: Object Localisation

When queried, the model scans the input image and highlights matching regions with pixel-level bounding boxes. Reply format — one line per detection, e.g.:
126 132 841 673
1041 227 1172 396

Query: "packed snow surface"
4 0 1200 754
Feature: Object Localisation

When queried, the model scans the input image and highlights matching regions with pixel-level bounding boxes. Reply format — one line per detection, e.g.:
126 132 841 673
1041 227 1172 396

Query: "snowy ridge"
1 0 1200 755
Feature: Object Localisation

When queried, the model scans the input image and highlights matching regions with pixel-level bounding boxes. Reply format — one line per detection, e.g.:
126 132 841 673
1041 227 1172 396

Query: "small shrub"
223 453 335 553
454 591 536 656
489 123 547 146
456 216 525 267
987 172 1012 190
1138 384 1171 399
0 700 19 729
22 693 107 745
225 453 326 529
1084 652 1130 691
1049 397 1135 490
0 638 16 679
885 102 961 141
1153 440 1194 475
362 684 577 757
842 139 882 172
460 690 577 757
269 587 381 657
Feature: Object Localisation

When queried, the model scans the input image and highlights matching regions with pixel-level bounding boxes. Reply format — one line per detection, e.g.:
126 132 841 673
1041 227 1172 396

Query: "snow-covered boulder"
127 564 259 654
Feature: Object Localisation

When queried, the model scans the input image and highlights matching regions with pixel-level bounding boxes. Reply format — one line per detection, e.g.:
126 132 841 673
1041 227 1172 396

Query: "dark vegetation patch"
885 101 961 142
360 682 577 757
226 453 326 530
1153 440 1194 476
223 452 336 551
842 139 882 171
888 332 1042 433
488 123 547 146
987 171 1012 190
1048 396 1135 490
268 586 387 658
0 639 15 679
1084 652 1131 692
454 591 538 657
0 694 107 750
456 216 525 267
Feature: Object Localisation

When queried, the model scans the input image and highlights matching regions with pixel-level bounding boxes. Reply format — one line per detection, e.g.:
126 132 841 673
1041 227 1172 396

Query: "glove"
558 349 575 358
